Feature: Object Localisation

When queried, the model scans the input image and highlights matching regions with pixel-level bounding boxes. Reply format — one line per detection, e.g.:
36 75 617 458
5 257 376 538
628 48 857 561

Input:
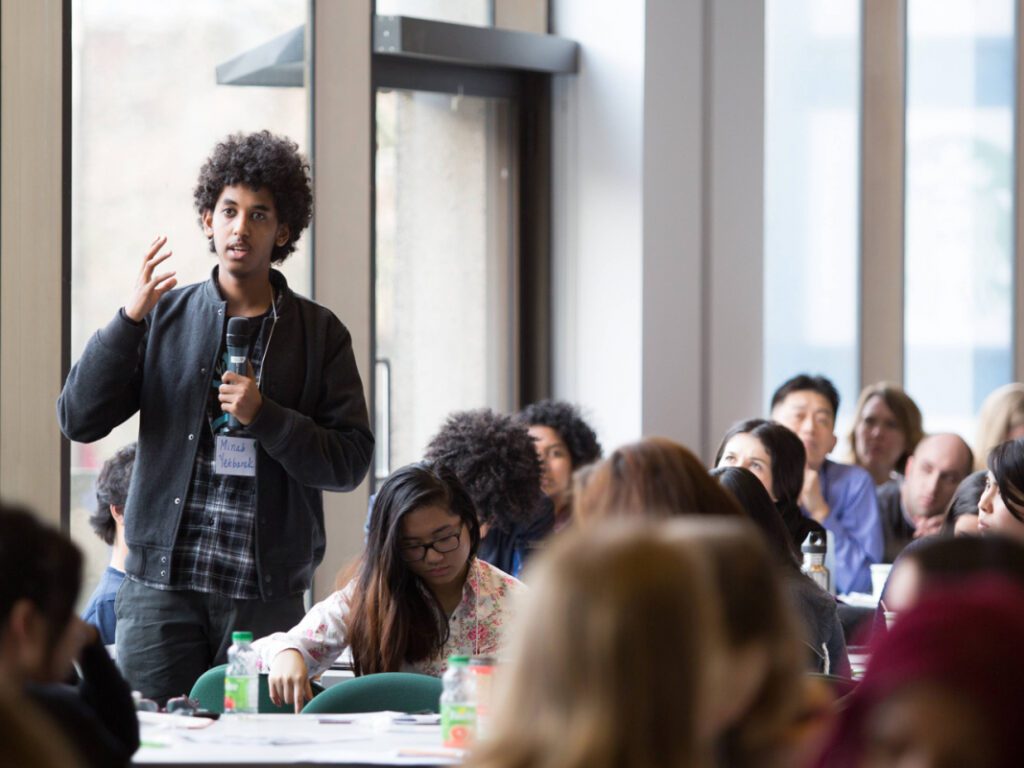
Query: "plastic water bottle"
224 631 259 714
801 532 830 593
440 655 476 748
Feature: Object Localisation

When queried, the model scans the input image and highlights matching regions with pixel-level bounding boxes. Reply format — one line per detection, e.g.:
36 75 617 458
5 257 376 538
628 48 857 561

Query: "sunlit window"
904 0 1015 436
764 0 861 431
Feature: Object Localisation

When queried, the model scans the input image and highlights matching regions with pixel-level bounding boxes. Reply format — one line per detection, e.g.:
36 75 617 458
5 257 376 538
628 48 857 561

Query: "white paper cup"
870 563 893 600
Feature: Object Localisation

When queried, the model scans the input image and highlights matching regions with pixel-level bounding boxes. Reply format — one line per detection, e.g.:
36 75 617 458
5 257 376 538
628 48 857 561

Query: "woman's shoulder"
471 558 526 597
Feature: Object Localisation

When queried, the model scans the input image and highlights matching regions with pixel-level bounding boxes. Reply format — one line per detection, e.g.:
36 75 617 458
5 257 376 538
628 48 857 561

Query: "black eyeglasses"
399 529 462 563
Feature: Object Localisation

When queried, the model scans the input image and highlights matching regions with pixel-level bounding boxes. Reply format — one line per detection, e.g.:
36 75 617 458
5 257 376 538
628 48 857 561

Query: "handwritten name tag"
215 436 257 477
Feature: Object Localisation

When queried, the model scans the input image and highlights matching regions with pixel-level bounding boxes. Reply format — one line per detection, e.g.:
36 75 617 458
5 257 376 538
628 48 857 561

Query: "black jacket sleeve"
27 637 140 768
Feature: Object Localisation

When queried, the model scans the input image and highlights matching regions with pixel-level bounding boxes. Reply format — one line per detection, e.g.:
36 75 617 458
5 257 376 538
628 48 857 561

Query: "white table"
133 712 462 767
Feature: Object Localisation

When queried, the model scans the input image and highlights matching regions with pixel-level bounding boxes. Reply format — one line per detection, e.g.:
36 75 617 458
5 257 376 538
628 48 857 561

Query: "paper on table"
138 712 215 730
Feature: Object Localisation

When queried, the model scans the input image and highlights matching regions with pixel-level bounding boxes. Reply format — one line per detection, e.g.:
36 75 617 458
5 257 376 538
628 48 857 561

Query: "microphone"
225 317 250 431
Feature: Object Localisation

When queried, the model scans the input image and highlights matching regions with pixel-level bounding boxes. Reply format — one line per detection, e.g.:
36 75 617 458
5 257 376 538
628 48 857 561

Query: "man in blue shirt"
82 443 135 645
771 374 883 594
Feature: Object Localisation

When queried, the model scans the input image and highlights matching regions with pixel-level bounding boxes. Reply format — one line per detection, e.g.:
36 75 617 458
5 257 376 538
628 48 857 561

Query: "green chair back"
189 663 323 714
301 672 442 715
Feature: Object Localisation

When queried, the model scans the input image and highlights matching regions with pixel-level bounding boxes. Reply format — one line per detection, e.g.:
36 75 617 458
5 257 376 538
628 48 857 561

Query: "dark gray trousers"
114 578 304 705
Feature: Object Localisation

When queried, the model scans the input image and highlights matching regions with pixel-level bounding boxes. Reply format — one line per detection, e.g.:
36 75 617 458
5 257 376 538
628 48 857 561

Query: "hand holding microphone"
219 317 262 429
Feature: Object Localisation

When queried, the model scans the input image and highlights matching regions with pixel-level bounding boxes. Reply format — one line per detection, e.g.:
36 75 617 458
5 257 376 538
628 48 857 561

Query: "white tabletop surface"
133 712 462 767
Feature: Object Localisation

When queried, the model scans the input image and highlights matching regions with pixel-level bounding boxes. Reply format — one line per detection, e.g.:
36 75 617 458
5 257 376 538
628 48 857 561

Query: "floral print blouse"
252 558 524 678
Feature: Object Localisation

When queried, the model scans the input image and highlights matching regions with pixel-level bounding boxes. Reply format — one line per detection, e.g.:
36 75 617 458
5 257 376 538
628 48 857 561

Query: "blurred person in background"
770 374 883 595
515 399 602 532
846 383 923 486
973 382 1024 472
874 434 972 562
715 419 825 555
81 443 135 645
424 409 551 577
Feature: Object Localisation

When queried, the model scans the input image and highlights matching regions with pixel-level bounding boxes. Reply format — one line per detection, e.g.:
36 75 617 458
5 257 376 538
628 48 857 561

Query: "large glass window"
764 1 861 431
374 89 515 478
904 0 1015 436
70 0 309 608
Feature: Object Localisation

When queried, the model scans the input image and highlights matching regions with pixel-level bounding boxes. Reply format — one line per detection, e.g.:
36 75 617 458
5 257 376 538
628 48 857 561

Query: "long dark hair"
0 503 82 659
347 463 481 675
988 438 1024 522
714 419 807 505
710 466 800 571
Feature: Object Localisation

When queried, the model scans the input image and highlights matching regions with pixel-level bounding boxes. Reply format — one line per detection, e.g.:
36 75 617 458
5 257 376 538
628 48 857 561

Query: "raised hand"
124 236 177 323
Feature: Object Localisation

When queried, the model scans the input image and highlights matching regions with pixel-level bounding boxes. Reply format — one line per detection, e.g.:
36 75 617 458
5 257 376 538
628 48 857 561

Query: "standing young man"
58 131 374 702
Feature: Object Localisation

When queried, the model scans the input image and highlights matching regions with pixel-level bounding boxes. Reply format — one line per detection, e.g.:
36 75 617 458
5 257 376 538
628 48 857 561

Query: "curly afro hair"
193 130 312 263
515 399 602 469
424 409 543 532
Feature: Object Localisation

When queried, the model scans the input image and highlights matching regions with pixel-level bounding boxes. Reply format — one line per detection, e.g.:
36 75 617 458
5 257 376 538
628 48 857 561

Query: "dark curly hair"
89 443 136 546
515 399 602 469
424 409 543 532
193 130 312 263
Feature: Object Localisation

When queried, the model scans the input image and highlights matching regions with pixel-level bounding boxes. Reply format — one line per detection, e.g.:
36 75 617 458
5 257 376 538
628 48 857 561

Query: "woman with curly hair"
425 409 551 577
254 462 523 712
516 399 602 531
58 131 373 702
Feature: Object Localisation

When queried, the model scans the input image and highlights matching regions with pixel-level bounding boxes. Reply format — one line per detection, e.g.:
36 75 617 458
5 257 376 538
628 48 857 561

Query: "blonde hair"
846 382 924 473
661 518 804 768
572 437 743 524
467 521 720 768
974 383 1024 471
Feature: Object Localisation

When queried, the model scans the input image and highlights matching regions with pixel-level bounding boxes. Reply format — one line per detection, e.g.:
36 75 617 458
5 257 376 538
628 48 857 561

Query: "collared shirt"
253 558 524 678
81 565 125 645
140 309 273 599
816 459 885 594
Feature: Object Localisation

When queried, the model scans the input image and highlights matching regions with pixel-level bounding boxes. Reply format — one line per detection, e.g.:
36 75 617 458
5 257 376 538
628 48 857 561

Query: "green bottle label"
441 703 476 748
224 674 257 713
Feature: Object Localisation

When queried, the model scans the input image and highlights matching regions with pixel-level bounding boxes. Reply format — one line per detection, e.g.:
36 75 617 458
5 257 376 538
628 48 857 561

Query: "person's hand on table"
268 649 313 714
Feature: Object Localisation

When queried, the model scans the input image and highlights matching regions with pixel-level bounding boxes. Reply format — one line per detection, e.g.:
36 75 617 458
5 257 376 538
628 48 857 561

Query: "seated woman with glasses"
252 462 524 712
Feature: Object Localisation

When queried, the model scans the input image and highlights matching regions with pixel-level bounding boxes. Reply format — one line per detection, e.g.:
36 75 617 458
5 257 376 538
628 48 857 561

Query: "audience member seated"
875 433 972 562
881 535 1024 620
573 437 743 522
515 399 602 532
425 408 552 577
770 374 883 595
711 467 850 678
81 442 135 645
973 382 1024 471
846 383 923 486
0 502 139 768
715 418 825 555
253 463 523 712
666 518 805 768
977 438 1024 542
814 579 1024 768
943 470 986 536
467 521 725 768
